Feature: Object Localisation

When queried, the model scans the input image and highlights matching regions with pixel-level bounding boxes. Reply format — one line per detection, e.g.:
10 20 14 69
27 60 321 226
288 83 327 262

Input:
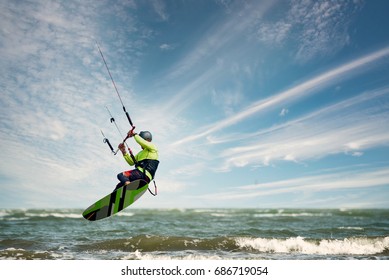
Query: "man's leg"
116 171 132 190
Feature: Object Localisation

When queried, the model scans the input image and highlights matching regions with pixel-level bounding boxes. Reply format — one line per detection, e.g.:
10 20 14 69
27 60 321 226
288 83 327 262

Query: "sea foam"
235 236 389 255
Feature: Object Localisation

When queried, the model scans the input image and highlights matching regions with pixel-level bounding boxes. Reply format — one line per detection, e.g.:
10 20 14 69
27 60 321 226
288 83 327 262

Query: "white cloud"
212 88 244 116
220 87 389 169
254 0 364 62
158 1 275 111
196 167 389 202
173 46 389 146
256 21 292 46
159 43 175 51
279 108 289 117
151 0 169 21
170 162 207 177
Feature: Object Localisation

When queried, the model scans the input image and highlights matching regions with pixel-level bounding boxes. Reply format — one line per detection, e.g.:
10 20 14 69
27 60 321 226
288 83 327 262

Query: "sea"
0 208 388 260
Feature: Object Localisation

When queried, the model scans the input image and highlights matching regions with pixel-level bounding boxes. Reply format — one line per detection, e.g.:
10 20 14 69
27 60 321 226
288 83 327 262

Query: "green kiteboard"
82 179 148 221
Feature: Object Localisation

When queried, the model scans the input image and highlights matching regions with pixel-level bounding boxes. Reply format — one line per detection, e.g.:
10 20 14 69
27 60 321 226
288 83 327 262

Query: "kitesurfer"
115 130 159 190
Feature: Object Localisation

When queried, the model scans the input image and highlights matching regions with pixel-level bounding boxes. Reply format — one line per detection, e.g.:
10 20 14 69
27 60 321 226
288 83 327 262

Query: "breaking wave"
80 235 389 256
236 236 389 255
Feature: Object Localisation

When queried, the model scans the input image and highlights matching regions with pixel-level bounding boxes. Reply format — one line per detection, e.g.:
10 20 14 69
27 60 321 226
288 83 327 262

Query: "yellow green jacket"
123 134 159 180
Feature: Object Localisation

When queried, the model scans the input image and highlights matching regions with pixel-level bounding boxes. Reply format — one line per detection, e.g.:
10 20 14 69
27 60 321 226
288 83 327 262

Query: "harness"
136 159 159 196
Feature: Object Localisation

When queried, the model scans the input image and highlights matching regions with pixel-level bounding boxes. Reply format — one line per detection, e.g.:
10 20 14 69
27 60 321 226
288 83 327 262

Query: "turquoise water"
1 208 388 260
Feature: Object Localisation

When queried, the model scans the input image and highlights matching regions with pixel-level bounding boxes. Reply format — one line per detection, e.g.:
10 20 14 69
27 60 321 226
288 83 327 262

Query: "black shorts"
116 169 149 190
122 169 147 182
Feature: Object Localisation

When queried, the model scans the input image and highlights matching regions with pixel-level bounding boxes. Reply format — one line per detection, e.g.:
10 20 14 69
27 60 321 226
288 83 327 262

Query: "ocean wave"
79 235 240 252
253 213 331 218
251 209 333 218
0 209 83 220
25 213 81 219
2 235 388 260
338 227 364 230
122 250 225 260
236 236 389 255
0 248 55 260
116 212 135 217
79 235 389 256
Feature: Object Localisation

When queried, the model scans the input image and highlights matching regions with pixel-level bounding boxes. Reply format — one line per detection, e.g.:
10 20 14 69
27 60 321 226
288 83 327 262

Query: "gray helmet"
139 131 152 141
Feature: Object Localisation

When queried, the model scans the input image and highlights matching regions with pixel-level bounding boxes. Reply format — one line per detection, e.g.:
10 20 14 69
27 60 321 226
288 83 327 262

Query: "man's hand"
127 127 136 138
118 143 126 154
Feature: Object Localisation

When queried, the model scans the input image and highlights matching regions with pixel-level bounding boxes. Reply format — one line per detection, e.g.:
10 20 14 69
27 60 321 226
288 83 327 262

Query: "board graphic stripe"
118 185 127 212
114 188 122 213
107 192 116 216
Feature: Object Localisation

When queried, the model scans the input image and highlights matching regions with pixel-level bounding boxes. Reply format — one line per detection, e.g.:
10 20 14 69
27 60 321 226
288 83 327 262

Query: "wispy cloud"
158 1 275 114
173 46 389 146
279 108 289 117
254 0 364 62
153 0 364 126
292 0 363 62
219 86 389 169
211 87 244 116
151 0 169 21
196 166 389 203
255 21 292 46
159 43 176 51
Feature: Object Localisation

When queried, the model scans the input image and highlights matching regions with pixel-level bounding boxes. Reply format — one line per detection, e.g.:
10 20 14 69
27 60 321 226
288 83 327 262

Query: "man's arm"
119 142 136 165
123 153 136 165
134 134 157 151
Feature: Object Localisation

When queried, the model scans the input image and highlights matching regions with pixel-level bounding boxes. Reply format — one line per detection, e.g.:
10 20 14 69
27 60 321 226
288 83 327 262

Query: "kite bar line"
100 129 117 155
96 42 138 164
105 108 137 163
106 106 125 139
96 42 156 197
96 42 135 128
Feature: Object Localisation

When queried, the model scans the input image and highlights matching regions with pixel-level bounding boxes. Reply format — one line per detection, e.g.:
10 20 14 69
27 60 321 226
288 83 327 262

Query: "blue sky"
1 0 389 209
